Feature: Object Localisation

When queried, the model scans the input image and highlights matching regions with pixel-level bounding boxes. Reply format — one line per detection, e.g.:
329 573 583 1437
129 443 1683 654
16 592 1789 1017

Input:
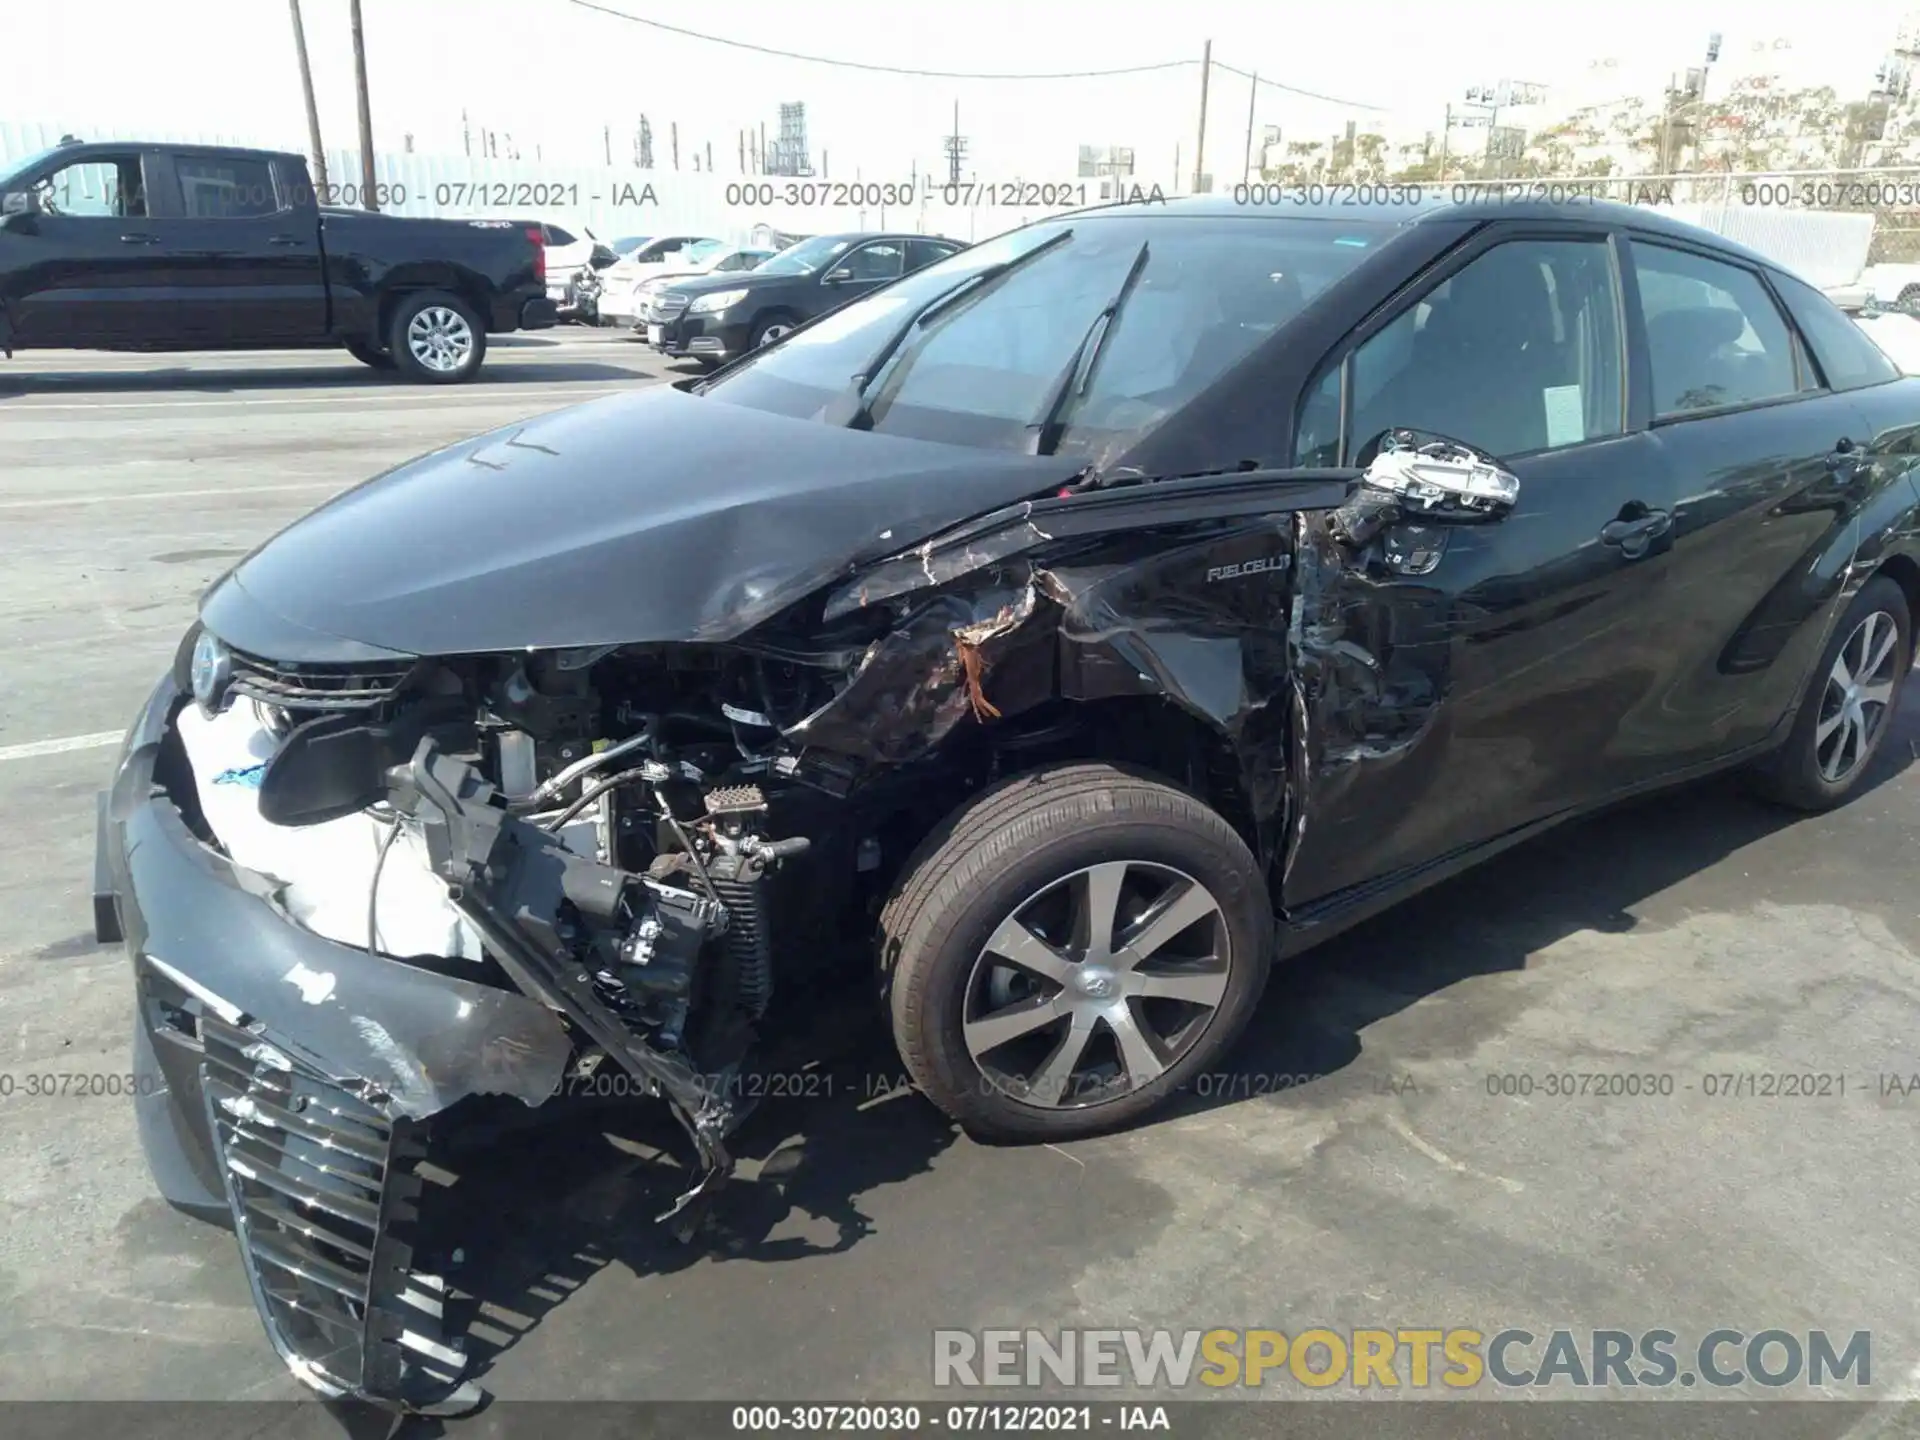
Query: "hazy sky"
3 0 1913 182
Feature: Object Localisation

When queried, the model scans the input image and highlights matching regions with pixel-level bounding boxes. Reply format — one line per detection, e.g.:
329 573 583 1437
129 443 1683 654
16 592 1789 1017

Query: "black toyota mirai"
95 195 1919 1408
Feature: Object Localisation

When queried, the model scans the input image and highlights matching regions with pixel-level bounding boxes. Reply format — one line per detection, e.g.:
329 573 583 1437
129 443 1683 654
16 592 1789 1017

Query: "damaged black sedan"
95 195 1920 1408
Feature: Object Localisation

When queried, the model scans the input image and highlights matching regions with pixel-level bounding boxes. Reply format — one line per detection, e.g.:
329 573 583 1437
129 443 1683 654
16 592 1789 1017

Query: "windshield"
685 239 727 265
702 215 1397 458
0 145 68 190
755 235 858 276
612 235 653 254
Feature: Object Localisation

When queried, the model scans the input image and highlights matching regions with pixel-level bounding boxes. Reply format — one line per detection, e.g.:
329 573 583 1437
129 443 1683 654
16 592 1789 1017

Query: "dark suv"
644 231 962 365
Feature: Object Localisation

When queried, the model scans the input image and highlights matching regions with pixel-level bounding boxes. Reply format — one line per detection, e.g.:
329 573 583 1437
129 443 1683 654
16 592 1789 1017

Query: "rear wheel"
879 763 1273 1142
387 290 487 384
1748 575 1911 811
343 338 395 370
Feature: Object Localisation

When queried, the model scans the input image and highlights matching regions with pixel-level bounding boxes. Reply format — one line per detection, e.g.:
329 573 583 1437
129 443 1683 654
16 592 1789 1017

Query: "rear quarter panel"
316 213 541 336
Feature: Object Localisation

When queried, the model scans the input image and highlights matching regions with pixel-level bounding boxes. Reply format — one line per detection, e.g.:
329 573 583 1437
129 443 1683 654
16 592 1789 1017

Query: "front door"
1283 227 1690 906
1 150 162 346
817 239 906 312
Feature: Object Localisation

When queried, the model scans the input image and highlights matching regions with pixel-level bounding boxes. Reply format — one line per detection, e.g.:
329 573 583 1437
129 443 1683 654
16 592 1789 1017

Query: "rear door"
906 238 962 273
1 149 163 346
1283 225 1690 905
143 151 326 342
1622 237 1880 765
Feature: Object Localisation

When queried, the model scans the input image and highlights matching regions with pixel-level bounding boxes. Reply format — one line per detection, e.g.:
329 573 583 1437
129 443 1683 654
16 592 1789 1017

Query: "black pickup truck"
0 139 555 382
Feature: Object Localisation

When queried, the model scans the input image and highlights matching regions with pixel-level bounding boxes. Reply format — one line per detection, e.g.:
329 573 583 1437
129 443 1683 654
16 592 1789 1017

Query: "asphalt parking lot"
1 330 1918 1434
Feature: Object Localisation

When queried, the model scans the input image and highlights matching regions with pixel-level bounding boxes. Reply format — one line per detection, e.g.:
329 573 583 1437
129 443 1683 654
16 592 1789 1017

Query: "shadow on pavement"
0 359 650 398
404 982 958 1409
1163 688 1919 1126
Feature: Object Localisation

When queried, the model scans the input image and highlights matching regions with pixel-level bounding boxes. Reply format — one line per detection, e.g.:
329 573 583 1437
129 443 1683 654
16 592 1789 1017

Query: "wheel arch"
375 272 491 344
1868 551 1920 629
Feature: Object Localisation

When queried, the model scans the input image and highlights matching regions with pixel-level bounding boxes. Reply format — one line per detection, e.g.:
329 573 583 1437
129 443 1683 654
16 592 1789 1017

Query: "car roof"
52 140 300 165
807 231 957 244
1053 193 1781 276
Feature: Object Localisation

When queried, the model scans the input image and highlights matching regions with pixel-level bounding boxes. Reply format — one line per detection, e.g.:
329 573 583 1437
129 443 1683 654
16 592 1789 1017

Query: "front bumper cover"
100 672 573 1410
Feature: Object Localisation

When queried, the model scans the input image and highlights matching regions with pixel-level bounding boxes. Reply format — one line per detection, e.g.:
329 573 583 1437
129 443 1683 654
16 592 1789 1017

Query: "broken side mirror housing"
1331 430 1519 552
1353 429 1519 523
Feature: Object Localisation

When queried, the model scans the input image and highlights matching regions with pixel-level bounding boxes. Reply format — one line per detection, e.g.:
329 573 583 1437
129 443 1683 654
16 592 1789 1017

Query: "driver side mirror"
0 191 37 231
1330 429 1519 552
822 267 854 285
1353 429 1519 521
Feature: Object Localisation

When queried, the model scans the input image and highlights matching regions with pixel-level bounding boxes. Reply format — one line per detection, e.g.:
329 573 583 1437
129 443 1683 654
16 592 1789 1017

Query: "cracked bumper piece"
103 673 573 1407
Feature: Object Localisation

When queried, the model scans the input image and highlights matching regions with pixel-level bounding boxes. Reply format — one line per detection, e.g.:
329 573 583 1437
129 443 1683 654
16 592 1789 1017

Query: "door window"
1335 237 1626 462
906 239 959 272
1630 242 1800 416
544 225 578 246
29 156 145 217
176 156 277 218
837 242 905 281
1770 271 1901 392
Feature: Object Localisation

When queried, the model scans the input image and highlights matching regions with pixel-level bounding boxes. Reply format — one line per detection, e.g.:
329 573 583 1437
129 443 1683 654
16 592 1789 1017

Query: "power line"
561 0 1387 108
1211 61 1386 114
562 0 1190 79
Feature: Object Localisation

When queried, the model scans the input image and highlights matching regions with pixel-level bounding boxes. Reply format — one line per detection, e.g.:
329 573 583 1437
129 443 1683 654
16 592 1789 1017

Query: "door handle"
267 234 303 247
1600 507 1672 559
118 232 159 245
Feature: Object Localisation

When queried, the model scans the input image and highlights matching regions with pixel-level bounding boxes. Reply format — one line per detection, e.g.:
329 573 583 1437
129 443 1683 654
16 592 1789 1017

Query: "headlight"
190 628 234 716
688 288 748 315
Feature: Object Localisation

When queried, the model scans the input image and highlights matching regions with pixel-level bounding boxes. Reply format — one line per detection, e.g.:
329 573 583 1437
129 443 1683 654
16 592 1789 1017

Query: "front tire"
1748 575 1911 811
879 763 1273 1142
750 314 798 349
387 290 487 384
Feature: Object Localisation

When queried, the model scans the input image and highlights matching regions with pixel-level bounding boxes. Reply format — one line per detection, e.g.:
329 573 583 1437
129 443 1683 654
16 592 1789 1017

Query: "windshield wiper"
835 228 1075 430
1026 240 1150 457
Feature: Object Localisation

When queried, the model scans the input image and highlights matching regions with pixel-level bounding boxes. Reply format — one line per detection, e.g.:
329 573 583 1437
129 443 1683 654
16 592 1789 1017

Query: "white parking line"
0 731 123 763
0 385 633 412
0 481 340 510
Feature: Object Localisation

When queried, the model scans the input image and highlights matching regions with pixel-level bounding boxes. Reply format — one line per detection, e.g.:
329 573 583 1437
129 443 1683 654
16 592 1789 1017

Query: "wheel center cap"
1075 965 1118 1000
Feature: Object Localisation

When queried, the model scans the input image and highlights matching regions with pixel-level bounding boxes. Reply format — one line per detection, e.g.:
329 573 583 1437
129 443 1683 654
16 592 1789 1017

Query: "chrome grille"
201 1015 468 1404
655 291 690 317
227 649 414 712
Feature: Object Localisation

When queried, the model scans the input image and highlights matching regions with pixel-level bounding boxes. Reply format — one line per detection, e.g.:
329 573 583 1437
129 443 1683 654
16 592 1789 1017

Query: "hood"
200 385 1085 661
665 269 796 296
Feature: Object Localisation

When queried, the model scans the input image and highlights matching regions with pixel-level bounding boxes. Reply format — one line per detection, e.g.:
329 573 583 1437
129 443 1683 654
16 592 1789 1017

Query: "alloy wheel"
406 306 475 374
1816 609 1900 783
757 322 792 345
962 861 1231 1110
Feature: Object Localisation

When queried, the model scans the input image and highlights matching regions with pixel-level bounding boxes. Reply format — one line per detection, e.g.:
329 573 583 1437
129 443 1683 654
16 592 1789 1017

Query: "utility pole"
1193 39 1212 193
759 122 768 174
942 100 968 187
1438 104 1451 179
604 125 612 165
671 121 680 170
706 140 713 172
287 0 329 197
347 0 378 210
739 130 746 172
462 109 471 158
1243 69 1259 182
